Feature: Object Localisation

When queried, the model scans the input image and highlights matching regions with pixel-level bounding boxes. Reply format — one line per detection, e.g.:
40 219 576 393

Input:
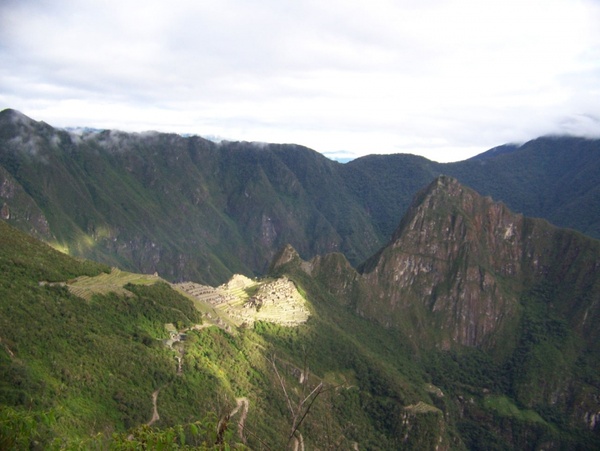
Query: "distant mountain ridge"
469 142 522 160
1 108 600 285
0 109 382 283
343 135 600 241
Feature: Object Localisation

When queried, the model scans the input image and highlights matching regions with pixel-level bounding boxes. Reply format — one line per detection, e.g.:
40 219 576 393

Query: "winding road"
140 391 249 445
137 327 251 444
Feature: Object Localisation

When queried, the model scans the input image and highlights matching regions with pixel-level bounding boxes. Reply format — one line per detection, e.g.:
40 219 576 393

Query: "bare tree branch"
287 382 323 445
270 355 295 417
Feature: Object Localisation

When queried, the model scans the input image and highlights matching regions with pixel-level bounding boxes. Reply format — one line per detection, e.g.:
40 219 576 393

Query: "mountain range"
1 108 600 449
1 108 600 285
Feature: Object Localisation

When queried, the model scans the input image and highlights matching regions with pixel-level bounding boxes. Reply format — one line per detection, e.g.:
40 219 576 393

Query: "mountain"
275 174 600 351
0 109 381 285
469 143 521 160
359 175 600 348
0 206 464 449
344 136 600 242
2 174 600 449
272 176 600 449
2 109 600 285
443 136 600 239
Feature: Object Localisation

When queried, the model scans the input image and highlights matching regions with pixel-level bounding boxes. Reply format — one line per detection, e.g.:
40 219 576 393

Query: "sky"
1 0 600 162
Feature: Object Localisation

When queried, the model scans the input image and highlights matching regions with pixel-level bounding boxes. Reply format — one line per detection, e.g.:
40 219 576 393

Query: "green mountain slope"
444 136 600 239
344 136 600 243
0 220 453 449
0 109 382 285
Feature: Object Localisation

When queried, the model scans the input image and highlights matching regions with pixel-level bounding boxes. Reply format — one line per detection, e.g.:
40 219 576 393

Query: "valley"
2 109 600 286
1 109 600 449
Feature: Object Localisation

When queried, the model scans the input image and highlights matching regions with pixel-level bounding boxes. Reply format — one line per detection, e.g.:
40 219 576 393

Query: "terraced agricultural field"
66 267 163 300
65 267 310 330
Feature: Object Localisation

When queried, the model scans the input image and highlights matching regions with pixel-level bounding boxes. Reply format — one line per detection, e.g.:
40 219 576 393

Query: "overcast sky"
2 0 600 162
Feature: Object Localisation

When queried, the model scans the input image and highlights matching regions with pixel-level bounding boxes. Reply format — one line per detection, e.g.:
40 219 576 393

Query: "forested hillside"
2 176 600 449
271 177 600 450
344 136 600 242
0 220 451 449
1 109 600 285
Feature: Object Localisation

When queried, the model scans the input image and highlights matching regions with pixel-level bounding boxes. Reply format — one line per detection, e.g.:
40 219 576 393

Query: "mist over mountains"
1 108 600 449
1 108 599 285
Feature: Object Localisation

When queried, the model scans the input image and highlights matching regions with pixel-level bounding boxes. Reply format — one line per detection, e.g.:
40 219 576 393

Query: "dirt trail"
229 397 249 444
291 431 304 451
0 337 14 359
127 388 161 441
147 389 160 426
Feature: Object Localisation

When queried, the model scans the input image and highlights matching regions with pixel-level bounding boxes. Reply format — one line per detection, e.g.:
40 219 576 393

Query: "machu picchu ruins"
174 274 310 328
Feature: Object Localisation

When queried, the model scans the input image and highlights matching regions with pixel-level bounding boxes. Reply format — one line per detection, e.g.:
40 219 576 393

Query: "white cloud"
1 0 600 162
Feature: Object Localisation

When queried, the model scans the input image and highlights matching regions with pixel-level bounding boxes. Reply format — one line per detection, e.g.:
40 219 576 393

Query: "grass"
2 216 599 449
405 401 442 414
483 395 546 424
66 267 163 301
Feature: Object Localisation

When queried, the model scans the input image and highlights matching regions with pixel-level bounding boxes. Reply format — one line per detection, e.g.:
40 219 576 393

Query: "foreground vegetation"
1 214 599 449
0 220 440 448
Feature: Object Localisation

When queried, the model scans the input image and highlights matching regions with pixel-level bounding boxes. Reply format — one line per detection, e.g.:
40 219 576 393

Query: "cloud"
1 0 600 162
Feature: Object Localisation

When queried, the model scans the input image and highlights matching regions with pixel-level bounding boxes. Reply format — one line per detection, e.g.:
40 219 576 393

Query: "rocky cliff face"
0 165 52 240
355 176 600 350
284 176 600 353
3 109 600 286
272 176 600 442
359 176 526 348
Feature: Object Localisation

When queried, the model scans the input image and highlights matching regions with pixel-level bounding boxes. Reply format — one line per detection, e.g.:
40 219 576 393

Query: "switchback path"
127 387 162 441
147 389 160 426
291 431 304 451
229 397 249 444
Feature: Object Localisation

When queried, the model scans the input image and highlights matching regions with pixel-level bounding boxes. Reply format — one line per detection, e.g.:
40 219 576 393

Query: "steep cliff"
357 176 600 351
272 176 600 447
359 176 525 348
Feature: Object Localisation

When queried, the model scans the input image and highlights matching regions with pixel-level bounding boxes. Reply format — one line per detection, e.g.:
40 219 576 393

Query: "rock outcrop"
273 176 600 438
289 176 600 352
359 176 600 349
359 176 525 348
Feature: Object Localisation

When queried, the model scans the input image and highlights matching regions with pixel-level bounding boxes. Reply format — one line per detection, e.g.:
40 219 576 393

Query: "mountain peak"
421 174 465 199
389 175 489 243
418 174 472 200
357 171 599 349
360 175 528 347
269 244 302 272
0 108 37 126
